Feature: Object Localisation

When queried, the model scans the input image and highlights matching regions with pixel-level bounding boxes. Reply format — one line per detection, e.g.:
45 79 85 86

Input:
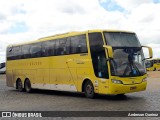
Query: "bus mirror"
103 45 113 58
142 46 153 59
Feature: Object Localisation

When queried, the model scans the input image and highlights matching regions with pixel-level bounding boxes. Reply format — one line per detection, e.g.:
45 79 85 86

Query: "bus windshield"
104 32 146 77
145 60 153 68
104 32 141 47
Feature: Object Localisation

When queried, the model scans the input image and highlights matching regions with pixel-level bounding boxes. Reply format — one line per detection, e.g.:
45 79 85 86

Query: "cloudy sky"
0 0 160 62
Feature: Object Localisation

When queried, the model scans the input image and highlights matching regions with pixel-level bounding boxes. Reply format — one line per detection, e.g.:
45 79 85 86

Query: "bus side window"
42 41 55 57
42 41 48 57
65 38 71 55
59 38 67 55
55 38 69 56
13 46 22 60
22 45 30 59
49 40 56 56
55 40 60 55
70 36 78 54
78 35 87 53
30 43 42 58
7 47 13 60
70 34 87 54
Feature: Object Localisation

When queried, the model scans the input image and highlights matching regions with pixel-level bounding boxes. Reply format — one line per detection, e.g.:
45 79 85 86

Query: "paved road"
0 72 160 119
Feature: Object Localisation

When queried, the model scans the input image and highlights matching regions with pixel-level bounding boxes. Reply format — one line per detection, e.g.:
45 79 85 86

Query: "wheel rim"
25 80 31 92
18 81 22 91
86 84 93 95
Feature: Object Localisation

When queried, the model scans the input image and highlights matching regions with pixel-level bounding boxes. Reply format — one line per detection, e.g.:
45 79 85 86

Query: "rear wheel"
24 79 32 93
17 79 23 92
84 81 95 99
116 94 125 96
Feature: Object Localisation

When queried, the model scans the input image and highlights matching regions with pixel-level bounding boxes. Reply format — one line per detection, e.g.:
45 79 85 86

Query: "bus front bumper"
109 81 147 95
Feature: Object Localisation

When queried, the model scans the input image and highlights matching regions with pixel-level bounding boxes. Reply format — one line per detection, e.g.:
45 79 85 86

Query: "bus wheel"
17 79 23 92
116 94 125 97
116 94 126 98
24 79 32 93
84 81 95 99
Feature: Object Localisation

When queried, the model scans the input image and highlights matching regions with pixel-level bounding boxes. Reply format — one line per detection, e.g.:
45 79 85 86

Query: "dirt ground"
0 71 160 120
147 71 160 78
0 74 5 80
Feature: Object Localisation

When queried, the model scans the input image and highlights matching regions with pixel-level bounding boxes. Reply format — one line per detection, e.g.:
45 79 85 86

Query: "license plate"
130 86 137 90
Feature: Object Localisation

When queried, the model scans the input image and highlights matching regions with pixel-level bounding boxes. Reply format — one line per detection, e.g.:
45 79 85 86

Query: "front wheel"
84 81 95 99
115 94 126 98
24 79 32 93
17 80 24 92
116 94 125 96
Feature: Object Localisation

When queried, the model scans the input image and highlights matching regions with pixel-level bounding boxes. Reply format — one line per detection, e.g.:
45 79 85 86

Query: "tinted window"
104 32 141 47
7 35 88 60
154 60 157 63
89 32 109 79
13 46 21 60
55 38 70 55
48 40 56 56
59 38 67 55
7 46 14 60
65 38 71 54
21 45 30 59
0 63 5 69
70 35 87 54
30 43 42 58
55 40 60 55
79 35 88 53
145 60 153 68
42 40 55 57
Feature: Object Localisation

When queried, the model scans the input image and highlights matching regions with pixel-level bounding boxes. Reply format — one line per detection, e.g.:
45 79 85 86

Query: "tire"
24 79 32 93
153 68 156 71
17 80 24 92
116 94 125 96
115 94 126 98
84 81 95 99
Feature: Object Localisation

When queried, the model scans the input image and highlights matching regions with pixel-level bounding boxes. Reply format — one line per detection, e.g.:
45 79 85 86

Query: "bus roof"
7 29 135 47
39 29 134 41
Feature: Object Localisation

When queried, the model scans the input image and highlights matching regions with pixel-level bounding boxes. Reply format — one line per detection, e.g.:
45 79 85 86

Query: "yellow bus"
6 30 152 98
146 58 160 71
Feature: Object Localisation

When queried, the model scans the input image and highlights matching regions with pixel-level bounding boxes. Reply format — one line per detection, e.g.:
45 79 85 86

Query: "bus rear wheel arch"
82 79 95 99
24 79 32 93
16 78 24 92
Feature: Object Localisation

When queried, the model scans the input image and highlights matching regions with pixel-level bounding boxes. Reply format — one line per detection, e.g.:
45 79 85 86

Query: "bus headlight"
142 77 147 82
112 79 123 84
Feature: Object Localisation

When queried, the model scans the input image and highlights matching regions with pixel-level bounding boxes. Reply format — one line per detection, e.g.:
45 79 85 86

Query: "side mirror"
103 45 113 58
142 46 153 59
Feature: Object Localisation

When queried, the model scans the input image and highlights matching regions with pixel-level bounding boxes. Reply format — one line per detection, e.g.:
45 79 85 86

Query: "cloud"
146 44 160 58
126 3 160 45
0 0 160 62
114 0 152 11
